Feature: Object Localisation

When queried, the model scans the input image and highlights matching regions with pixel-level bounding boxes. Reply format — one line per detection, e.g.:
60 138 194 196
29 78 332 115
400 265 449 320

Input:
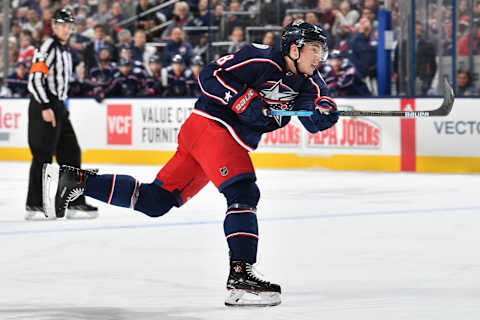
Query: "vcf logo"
107 104 132 145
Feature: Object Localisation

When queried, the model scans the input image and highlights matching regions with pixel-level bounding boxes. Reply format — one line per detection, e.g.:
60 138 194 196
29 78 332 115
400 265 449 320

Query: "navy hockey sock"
85 174 139 207
85 175 176 217
222 180 260 264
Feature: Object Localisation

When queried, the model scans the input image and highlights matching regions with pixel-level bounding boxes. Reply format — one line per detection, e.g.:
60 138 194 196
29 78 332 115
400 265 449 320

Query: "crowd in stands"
1 0 479 99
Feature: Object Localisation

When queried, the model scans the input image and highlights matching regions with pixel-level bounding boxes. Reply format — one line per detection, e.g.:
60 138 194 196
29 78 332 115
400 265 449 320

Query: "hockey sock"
85 175 176 217
222 180 260 264
85 174 139 208
224 205 258 263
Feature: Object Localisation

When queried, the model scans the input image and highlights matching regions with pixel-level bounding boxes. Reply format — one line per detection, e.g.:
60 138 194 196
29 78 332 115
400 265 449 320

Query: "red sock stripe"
226 232 259 240
107 174 116 204
130 180 140 209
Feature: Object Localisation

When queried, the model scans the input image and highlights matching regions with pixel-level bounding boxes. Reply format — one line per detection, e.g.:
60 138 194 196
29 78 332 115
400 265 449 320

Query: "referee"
26 9 98 220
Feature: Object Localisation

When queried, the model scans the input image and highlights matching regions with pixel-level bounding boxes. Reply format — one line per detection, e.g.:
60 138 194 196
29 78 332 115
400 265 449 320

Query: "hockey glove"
303 96 339 132
228 87 270 126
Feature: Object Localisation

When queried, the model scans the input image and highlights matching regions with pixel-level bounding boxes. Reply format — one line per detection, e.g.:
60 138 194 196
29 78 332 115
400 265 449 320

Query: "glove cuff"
230 88 258 114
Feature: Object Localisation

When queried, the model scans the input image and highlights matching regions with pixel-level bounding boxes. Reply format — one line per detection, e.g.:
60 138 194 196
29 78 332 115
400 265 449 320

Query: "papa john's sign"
307 117 382 149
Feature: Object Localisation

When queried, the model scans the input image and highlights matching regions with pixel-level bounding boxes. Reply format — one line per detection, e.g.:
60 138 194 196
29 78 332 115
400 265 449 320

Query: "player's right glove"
228 87 270 126
313 96 339 131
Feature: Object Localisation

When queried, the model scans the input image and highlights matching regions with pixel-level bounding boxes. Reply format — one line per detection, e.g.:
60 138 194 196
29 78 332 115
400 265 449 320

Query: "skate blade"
24 210 55 221
225 289 281 307
42 163 59 220
66 210 99 220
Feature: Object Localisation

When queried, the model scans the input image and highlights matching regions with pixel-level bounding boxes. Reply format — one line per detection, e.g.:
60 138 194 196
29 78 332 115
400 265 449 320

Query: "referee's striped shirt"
27 36 73 108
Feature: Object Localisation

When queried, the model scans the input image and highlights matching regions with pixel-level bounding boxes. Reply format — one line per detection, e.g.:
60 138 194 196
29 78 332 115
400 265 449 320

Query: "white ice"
1 161 479 320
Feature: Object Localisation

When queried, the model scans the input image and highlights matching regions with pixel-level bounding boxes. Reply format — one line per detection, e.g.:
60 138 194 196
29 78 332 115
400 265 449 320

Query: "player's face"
53 22 74 44
298 42 326 76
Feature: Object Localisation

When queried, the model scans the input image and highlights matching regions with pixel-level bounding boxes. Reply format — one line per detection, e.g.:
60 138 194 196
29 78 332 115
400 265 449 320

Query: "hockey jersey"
194 44 331 151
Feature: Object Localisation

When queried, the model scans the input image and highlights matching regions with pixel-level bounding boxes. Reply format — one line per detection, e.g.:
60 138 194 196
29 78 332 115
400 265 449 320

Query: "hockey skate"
42 163 98 219
225 261 281 307
24 205 55 221
66 202 99 220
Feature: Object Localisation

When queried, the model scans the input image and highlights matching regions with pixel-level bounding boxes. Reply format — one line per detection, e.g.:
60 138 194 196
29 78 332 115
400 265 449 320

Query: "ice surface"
1 161 480 320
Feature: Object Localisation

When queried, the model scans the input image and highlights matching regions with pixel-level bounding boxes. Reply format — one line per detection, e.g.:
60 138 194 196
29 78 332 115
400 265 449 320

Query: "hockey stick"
267 78 455 118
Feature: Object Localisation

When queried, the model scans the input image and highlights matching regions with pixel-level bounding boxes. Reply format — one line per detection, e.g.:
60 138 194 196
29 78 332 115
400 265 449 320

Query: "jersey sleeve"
27 38 55 107
197 45 283 106
295 71 335 133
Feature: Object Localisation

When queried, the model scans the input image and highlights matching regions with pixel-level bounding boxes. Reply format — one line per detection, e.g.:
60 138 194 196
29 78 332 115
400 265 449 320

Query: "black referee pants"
26 98 85 207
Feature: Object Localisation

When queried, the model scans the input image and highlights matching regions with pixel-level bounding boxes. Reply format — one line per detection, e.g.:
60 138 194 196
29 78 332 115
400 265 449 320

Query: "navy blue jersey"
164 66 195 97
194 44 330 151
321 59 370 96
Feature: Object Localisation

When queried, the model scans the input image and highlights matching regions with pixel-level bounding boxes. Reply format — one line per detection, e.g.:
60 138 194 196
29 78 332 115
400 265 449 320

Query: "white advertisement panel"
416 98 480 157
69 98 195 151
0 99 29 147
257 98 401 156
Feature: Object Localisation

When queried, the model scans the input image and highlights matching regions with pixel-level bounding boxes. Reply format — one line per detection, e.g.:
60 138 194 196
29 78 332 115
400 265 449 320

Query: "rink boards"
0 97 478 173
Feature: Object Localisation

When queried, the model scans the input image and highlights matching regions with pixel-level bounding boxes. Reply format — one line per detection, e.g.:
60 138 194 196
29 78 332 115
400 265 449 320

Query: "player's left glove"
313 96 339 131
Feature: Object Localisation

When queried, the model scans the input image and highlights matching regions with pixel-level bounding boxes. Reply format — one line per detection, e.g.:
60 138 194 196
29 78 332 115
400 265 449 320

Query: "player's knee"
134 182 177 218
222 179 260 208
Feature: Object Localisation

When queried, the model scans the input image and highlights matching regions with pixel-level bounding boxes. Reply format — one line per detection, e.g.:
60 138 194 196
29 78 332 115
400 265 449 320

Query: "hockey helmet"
191 55 204 66
171 54 185 65
52 9 75 24
281 20 328 61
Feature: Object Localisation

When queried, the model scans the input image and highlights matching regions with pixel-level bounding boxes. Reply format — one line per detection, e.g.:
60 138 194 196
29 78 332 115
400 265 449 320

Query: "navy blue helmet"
281 20 328 61
171 54 185 65
52 9 75 24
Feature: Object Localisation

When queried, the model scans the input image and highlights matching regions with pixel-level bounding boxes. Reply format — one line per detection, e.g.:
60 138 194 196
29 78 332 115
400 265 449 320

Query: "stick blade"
431 78 455 116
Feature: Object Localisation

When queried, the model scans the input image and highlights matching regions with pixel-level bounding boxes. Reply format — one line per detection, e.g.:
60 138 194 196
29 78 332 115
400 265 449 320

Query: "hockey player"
43 21 338 306
163 54 195 97
321 50 370 96
26 9 98 220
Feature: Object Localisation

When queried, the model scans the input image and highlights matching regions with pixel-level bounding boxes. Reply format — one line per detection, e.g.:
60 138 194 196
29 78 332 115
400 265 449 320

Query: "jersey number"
216 54 234 66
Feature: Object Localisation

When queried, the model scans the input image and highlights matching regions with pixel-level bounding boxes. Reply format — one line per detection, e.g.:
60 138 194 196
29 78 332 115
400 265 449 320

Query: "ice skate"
43 164 98 219
225 261 281 307
67 202 99 220
24 205 55 221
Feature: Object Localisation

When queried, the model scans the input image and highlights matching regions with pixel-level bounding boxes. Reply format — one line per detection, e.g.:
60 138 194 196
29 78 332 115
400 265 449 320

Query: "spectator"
132 29 150 65
6 62 29 98
136 0 156 31
457 68 478 96
69 15 90 62
114 29 133 61
332 24 354 55
106 1 128 39
23 9 42 33
162 27 194 66
84 24 113 71
224 0 251 37
262 31 275 47
88 47 114 94
145 55 166 96
17 31 35 65
163 54 195 97
348 17 377 79
69 62 92 97
227 26 247 54
185 0 212 45
102 58 148 98
41 8 53 36
457 18 480 56
321 50 370 96
189 55 204 97
394 21 437 95
316 0 336 33
122 0 136 18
